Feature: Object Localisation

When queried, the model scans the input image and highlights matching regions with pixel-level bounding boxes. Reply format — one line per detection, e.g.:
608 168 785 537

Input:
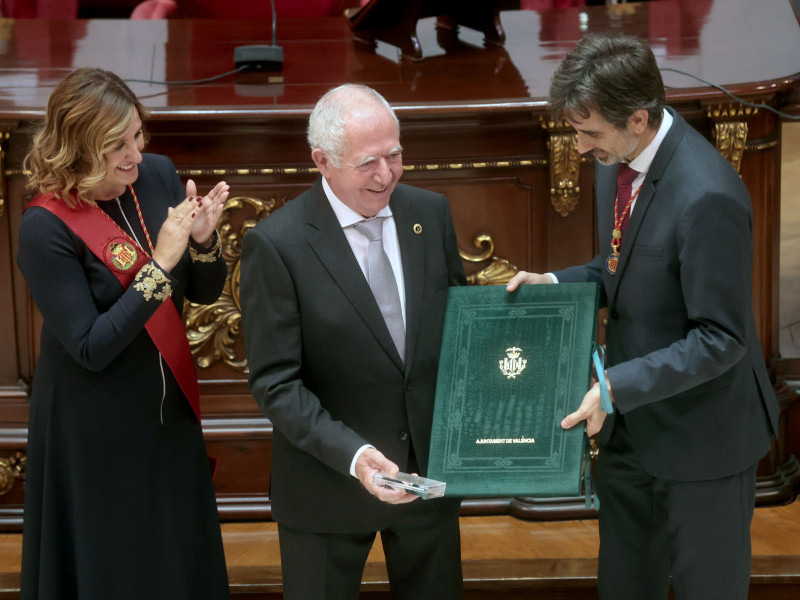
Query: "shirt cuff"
546 272 558 284
350 444 374 477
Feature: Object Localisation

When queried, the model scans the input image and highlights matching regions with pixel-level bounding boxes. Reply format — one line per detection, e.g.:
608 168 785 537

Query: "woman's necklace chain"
115 197 143 249
113 186 154 254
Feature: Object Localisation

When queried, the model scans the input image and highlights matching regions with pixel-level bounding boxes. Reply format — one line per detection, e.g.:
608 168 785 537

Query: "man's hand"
506 271 554 291
354 447 418 505
561 380 614 437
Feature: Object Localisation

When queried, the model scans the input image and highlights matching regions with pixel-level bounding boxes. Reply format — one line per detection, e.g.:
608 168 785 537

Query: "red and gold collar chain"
96 185 155 256
605 184 642 275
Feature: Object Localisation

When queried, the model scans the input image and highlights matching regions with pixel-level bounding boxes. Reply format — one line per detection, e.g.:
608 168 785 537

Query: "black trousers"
278 498 463 600
595 414 757 600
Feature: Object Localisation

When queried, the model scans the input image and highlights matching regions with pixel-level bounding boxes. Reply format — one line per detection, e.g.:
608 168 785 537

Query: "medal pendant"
605 251 620 274
106 239 138 272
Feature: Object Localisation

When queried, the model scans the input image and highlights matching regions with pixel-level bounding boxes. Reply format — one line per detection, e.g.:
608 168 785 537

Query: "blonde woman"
17 67 230 599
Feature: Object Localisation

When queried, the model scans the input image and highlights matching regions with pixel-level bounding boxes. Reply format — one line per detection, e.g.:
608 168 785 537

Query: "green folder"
427 282 600 497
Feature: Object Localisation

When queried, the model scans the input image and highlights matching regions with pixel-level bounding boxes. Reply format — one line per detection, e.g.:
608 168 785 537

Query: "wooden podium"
0 0 799 530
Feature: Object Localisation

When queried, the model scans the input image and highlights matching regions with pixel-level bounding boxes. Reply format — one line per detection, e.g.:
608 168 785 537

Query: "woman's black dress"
17 153 230 599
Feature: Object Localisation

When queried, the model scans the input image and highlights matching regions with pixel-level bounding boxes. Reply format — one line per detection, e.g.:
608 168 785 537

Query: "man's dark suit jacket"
556 108 779 481
240 178 466 533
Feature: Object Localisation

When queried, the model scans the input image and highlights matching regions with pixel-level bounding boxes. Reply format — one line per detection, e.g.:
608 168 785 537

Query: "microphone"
233 0 284 72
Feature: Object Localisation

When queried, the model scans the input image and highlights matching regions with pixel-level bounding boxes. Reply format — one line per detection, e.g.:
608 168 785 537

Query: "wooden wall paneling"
418 172 539 281
0 122 30 406
204 417 273 521
0 120 33 525
710 102 782 361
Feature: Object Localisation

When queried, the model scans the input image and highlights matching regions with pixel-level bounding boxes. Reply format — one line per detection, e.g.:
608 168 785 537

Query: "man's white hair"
306 84 399 168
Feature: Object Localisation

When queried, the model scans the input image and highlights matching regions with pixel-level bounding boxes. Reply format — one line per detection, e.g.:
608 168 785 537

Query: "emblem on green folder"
499 347 527 379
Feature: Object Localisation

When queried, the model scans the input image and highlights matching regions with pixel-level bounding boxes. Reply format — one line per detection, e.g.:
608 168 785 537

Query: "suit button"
405 382 411 391
610 310 619 320
399 432 409 441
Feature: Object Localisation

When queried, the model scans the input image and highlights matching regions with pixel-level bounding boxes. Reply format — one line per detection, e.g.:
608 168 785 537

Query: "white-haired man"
241 84 466 600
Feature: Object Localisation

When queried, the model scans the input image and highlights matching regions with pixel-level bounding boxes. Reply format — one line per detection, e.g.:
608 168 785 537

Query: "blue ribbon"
592 343 614 414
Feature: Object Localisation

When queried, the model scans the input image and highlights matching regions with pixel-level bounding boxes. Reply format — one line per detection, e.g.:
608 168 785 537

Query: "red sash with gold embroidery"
27 192 202 422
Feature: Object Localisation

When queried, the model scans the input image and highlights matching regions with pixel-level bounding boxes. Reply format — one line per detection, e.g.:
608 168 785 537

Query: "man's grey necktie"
353 217 405 362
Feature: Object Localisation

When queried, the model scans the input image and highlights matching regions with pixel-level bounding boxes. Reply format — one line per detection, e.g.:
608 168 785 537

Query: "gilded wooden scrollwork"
0 453 25 496
542 118 581 217
460 233 518 285
184 195 281 372
706 103 757 174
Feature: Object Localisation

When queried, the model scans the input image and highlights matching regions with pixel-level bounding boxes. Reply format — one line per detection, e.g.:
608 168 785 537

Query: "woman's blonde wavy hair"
24 67 149 207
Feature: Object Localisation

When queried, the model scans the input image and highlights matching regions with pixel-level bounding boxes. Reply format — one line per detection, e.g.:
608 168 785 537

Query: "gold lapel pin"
413 224 422 234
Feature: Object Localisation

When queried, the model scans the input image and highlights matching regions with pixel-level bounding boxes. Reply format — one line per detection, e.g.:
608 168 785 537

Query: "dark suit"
556 108 779 600
240 178 466 598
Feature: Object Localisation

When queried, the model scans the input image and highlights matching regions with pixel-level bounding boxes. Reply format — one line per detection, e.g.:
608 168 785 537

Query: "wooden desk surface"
0 0 798 116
